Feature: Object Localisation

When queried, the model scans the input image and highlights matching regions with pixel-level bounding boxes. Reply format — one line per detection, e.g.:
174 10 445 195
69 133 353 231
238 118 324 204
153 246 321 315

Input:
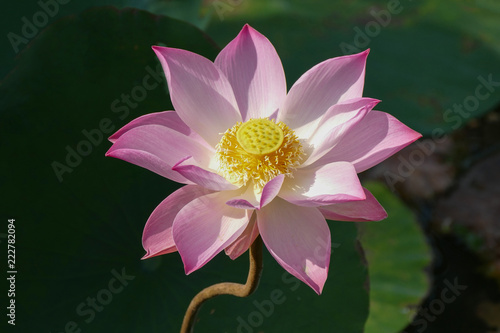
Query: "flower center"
216 118 303 190
236 119 284 155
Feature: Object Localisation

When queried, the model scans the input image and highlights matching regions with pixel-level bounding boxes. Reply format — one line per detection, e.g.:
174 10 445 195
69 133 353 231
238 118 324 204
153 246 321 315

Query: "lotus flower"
106 24 421 294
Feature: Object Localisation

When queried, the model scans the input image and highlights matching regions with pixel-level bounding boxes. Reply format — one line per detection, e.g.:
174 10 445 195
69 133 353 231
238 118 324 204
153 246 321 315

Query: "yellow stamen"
216 118 303 190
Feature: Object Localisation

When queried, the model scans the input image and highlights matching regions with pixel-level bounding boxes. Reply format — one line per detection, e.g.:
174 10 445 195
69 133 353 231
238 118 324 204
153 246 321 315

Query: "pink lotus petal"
173 192 251 274
226 184 260 209
278 50 369 139
257 198 331 294
142 185 213 259
319 188 387 222
173 157 239 191
225 183 260 209
226 175 285 210
106 124 212 184
225 212 259 260
260 174 285 208
303 97 380 166
310 111 422 172
280 162 365 207
108 111 212 150
215 24 287 121
153 46 242 146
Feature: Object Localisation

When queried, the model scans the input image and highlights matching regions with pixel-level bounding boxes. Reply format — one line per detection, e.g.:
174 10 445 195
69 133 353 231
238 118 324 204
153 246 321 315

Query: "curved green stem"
180 236 263 333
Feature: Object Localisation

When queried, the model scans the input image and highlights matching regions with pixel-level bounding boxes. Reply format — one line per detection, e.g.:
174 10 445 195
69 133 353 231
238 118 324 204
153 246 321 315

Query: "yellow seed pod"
236 118 284 155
